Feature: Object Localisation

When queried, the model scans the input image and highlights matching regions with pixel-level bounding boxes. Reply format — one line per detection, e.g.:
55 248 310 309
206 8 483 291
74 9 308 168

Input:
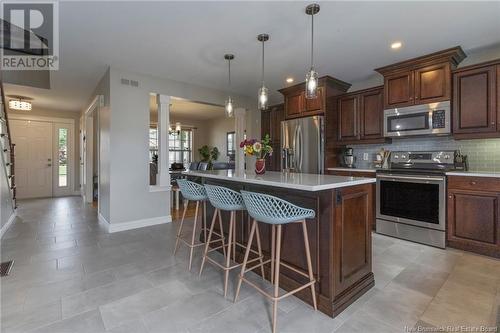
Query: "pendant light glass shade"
224 54 235 118
225 96 234 118
257 34 269 111
305 4 320 100
305 68 318 99
258 86 268 111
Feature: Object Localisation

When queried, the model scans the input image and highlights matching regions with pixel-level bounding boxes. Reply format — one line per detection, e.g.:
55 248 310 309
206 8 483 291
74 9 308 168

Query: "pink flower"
239 141 245 148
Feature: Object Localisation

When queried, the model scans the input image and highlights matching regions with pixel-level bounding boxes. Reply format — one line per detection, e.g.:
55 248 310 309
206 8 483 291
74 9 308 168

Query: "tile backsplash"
348 137 500 172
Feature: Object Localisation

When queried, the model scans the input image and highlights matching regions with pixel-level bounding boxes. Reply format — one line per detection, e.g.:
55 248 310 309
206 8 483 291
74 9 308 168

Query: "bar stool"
235 190 317 333
174 179 225 271
199 184 265 298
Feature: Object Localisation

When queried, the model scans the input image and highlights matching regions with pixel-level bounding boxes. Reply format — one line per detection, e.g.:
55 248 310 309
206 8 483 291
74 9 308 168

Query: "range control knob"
393 154 399 159
444 154 450 159
401 154 407 159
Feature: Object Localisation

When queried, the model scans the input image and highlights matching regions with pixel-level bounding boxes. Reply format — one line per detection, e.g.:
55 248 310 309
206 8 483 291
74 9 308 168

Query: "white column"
157 94 170 186
234 107 246 174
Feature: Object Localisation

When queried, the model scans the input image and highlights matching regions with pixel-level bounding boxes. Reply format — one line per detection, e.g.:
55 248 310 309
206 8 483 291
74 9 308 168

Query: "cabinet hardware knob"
448 195 452 198
470 181 476 185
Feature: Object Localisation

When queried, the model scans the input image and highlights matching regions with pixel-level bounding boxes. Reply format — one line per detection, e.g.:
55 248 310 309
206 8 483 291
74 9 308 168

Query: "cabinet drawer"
448 176 500 192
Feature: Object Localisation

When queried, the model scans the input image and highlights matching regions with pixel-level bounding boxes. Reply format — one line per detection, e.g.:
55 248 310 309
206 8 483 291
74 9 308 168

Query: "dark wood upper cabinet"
338 95 359 141
335 86 386 145
414 63 451 104
375 46 466 109
447 176 500 258
384 70 413 108
360 87 384 139
279 76 351 120
304 86 325 113
284 91 304 119
453 64 498 138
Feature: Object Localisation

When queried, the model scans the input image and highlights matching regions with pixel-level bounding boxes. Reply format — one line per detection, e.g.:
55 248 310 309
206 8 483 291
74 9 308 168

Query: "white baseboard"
98 212 109 225
107 215 172 233
0 210 17 238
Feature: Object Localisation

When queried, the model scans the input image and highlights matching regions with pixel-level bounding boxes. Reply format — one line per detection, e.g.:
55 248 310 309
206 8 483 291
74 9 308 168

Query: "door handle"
47 164 52 167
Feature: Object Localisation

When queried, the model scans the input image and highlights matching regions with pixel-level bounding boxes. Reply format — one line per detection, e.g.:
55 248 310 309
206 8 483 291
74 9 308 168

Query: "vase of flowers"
240 134 273 175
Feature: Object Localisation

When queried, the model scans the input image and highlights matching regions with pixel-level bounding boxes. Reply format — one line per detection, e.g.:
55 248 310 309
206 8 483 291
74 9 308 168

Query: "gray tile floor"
1 197 499 333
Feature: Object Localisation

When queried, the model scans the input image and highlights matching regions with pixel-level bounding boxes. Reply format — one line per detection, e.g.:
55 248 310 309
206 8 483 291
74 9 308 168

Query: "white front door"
10 120 53 199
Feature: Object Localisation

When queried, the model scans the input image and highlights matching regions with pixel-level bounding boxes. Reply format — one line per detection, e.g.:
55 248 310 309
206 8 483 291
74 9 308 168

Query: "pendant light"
305 3 320 99
257 34 269 111
224 54 235 118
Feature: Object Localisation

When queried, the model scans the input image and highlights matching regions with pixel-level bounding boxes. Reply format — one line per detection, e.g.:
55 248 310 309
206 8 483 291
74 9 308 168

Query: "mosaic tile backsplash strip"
348 137 500 172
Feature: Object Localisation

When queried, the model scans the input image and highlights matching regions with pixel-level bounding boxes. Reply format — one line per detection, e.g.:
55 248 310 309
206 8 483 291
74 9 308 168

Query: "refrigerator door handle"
292 125 298 171
297 125 303 173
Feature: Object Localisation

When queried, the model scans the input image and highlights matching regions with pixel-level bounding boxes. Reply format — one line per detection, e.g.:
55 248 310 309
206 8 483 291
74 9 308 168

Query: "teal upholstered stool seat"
199 185 264 298
173 179 220 271
236 190 317 333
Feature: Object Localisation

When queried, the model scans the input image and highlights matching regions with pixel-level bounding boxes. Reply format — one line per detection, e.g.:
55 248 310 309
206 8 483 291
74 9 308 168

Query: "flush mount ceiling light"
9 98 32 111
257 33 269 111
286 77 294 84
305 3 320 99
224 54 235 118
391 41 402 49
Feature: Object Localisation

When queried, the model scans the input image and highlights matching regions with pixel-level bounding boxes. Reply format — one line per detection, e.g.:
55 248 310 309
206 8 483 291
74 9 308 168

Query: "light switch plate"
363 153 369 161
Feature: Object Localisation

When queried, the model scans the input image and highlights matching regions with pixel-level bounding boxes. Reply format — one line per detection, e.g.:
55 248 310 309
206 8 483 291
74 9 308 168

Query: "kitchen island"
183 169 376 317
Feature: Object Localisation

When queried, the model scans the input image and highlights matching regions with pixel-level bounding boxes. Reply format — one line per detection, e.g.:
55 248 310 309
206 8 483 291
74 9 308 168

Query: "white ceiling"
4 1 500 113
150 95 225 122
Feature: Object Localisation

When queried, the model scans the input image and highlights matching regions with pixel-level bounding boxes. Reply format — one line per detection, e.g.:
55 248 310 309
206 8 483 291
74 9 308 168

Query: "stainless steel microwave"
383 101 451 138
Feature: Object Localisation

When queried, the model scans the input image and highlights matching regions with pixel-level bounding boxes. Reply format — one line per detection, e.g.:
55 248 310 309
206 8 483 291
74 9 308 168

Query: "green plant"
198 145 220 169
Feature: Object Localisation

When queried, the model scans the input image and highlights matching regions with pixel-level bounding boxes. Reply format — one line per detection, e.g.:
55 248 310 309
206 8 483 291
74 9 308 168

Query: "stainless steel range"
376 150 456 248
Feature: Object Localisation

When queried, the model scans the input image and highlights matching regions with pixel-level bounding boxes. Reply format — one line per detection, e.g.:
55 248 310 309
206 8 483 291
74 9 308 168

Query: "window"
58 128 68 187
149 127 158 163
227 131 235 161
169 129 192 167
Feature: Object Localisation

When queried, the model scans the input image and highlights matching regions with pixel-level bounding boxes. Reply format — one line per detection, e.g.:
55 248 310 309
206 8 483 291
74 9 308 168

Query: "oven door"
376 174 446 231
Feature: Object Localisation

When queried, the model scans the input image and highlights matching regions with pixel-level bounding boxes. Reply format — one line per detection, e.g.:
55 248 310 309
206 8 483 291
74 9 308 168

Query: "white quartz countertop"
183 170 376 192
327 167 377 173
445 171 500 178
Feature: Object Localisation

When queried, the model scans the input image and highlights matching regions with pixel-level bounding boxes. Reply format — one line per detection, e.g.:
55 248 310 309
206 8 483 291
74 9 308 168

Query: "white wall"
96 66 256 228
206 116 235 162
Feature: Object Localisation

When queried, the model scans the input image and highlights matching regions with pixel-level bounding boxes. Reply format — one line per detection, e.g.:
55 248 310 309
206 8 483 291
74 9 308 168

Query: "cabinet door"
270 104 284 143
285 91 304 119
360 88 384 139
447 189 500 257
384 70 414 108
453 65 497 135
338 95 359 141
414 63 450 104
261 109 271 139
304 86 325 114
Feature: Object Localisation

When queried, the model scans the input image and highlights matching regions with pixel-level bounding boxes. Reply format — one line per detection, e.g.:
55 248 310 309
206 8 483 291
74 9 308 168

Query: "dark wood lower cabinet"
447 176 500 258
202 178 374 317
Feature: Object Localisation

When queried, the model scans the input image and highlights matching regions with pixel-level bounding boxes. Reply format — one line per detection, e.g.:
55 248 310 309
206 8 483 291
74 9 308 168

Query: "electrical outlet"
363 153 369 161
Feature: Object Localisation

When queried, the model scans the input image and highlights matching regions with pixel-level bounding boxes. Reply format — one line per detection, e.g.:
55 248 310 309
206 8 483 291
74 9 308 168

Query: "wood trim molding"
8 113 75 125
375 46 466 74
453 58 500 73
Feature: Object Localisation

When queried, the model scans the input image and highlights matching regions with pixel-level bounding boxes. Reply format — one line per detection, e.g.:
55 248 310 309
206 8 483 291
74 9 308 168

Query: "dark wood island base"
200 178 375 318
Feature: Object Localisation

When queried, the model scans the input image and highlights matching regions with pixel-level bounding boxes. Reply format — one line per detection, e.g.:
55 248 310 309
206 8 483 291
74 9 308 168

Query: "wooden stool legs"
200 210 265 298
235 219 317 333
174 200 218 271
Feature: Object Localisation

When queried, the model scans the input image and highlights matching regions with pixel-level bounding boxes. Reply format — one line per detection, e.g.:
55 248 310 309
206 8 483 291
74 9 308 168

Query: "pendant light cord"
310 12 314 69
228 59 231 87
261 40 265 85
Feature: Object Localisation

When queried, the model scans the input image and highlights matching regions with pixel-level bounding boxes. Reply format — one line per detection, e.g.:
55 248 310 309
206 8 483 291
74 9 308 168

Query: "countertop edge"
445 171 500 178
183 171 376 191
327 167 377 173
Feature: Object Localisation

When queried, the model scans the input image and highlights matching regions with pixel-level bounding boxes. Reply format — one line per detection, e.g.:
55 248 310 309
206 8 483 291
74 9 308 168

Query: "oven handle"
376 174 445 182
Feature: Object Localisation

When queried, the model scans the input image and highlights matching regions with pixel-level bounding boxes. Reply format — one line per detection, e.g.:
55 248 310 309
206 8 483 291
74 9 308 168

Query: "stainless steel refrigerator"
281 115 324 174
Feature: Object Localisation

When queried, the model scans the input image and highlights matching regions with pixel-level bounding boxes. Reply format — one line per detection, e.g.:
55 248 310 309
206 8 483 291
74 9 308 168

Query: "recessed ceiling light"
286 77 294 83
391 42 402 50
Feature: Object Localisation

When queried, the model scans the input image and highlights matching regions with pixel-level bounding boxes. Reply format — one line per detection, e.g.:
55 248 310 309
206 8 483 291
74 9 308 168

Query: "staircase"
0 79 17 210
